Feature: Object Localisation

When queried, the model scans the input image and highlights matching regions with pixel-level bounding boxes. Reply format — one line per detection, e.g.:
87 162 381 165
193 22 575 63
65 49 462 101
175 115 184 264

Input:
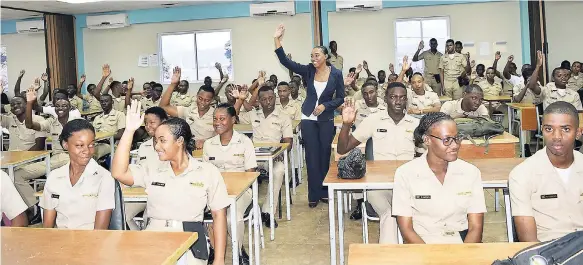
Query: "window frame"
158 29 233 84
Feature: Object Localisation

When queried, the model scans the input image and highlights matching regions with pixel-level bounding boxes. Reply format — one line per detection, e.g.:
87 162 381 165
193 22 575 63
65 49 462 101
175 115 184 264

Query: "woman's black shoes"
308 201 318 208
320 198 329 204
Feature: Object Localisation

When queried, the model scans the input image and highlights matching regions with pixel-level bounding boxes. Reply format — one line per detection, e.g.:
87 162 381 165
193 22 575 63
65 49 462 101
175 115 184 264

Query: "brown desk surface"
324 158 524 186
483 95 512 102
347 243 534 265
95 131 116 141
192 143 289 159
0 151 50 166
1 227 197 265
507 103 536 109
123 172 260 199
235 120 301 132
80 110 103 116
439 96 452 102
461 132 518 145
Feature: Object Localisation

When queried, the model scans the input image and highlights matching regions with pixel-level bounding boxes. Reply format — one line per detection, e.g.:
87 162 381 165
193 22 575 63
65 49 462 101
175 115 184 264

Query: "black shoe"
308 201 318 208
320 198 329 204
261 212 278 228
239 247 250 265
350 199 363 220
207 246 215 264
27 205 41 225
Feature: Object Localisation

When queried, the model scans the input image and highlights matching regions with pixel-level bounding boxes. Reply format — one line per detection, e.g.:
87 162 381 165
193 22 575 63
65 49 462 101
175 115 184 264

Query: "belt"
146 218 183 228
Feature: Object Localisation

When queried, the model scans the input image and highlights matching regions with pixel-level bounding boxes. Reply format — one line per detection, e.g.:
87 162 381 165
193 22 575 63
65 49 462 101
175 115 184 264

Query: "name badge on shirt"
254 120 261 123
11 125 17 128
139 156 147 161
360 114 368 117
208 157 216 160
415 195 431 199
51 194 60 199
152 182 166 187
540 194 558 199
377 129 387 133
233 153 244 157
190 182 204 188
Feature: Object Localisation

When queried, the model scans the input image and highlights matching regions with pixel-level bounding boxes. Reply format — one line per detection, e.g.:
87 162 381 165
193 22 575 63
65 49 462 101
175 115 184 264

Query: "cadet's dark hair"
385 82 407 95
215 103 237 118
160 118 195 154
464 84 483 94
277 81 289 87
110 81 121 88
455 41 463 46
476 64 485 69
152 83 163 90
59 119 95 147
258 85 274 98
446 39 455 45
54 89 69 100
362 81 378 90
544 101 579 126
413 112 454 146
198 85 215 97
101 93 113 100
144 106 168 121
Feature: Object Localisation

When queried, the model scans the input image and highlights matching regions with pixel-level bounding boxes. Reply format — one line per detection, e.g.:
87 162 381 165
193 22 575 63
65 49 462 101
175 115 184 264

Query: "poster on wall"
1 46 7 93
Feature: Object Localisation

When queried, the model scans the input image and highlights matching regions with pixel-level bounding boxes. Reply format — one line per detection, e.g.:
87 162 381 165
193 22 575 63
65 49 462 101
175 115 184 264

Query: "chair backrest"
108 180 126 230
364 138 374 161
535 103 544 134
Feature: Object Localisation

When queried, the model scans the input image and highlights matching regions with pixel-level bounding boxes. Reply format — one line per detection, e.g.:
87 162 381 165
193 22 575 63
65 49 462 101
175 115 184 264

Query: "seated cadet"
112 103 229 265
40 119 115 230
513 51 543 104
337 82 420 244
92 94 126 159
140 82 162 111
102 79 128 113
289 80 305 103
224 84 251 124
477 67 506 114
276 81 301 121
530 67 582 110
510 101 583 242
82 64 111 113
235 85 293 228
440 84 489 119
354 81 386 127
203 103 256 264
65 83 84 111
1 171 29 227
393 112 486 244
567 61 583 91
407 73 441 116
124 106 168 231
160 67 216 150
170 80 195 107
470 64 486 85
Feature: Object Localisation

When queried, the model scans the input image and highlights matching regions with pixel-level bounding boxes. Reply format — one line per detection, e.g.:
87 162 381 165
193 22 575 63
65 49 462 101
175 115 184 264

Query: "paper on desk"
138 55 149 67
149 54 159 67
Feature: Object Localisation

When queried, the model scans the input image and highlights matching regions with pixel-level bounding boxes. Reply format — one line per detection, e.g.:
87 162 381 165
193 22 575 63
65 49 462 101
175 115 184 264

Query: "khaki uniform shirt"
112 96 126 113
472 76 486 84
38 116 79 155
83 94 102 112
393 153 487 243
1 113 46 151
567 73 583 91
407 90 440 113
540 82 583 110
177 106 216 141
354 98 386 127
40 159 115 229
69 96 84 111
438 53 467 81
512 82 541 104
129 157 230 222
1 171 28 220
440 99 489 119
478 80 503 97
509 148 583 241
140 98 161 113
352 112 419 160
328 54 344 71
276 98 301 121
93 109 126 134
170 92 195 107
203 131 257 172
137 138 161 167
418 50 443 75
250 108 293 144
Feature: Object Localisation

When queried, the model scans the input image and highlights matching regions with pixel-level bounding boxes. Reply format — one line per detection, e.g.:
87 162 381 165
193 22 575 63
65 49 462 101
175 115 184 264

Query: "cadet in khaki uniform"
413 39 443 94
337 83 420 244
510 102 583 242
41 119 115 230
111 105 230 265
276 81 301 121
1 171 29 227
440 84 489 119
407 74 441 116
328 41 343 70
160 68 216 149
439 39 470 100
354 82 386 127
140 83 162 111
567 62 582 91
224 84 252 124
66 83 84 111
289 80 305 104
92 94 126 159
84 84 103 112
477 68 506 114
203 104 256 262
530 67 583 110
393 112 486 244
171 80 195 107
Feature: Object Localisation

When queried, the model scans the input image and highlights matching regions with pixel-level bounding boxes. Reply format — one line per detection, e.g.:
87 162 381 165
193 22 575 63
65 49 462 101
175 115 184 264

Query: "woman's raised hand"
274 23 285 40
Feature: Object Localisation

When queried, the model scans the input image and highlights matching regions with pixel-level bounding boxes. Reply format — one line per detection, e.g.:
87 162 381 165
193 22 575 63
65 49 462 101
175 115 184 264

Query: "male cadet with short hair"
92 94 126 159
440 84 489 119
530 65 582 110
439 39 471 100
510 101 583 242
337 82 420 243
276 81 301 120
413 38 443 94
328 40 343 71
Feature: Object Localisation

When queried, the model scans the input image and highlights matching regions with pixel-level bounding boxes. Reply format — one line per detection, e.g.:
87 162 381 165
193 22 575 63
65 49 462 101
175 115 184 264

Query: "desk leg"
503 188 515 242
45 154 50 176
8 165 15 182
284 151 291 221
337 190 345 265
269 158 275 241
110 136 115 165
230 198 239 265
298 139 303 184
252 180 261 264
495 189 500 212
328 188 336 265
508 105 513 133
290 145 297 195
520 130 526 158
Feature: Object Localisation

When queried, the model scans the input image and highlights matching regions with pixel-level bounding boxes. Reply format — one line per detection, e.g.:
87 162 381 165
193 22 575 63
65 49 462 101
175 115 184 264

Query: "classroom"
1 0 583 265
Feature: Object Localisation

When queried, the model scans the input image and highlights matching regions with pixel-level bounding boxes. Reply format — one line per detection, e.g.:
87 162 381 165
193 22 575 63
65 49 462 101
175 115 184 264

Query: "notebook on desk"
254 146 281 155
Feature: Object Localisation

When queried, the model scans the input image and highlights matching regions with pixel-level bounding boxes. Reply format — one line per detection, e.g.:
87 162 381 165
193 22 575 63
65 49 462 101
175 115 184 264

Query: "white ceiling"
0 0 228 20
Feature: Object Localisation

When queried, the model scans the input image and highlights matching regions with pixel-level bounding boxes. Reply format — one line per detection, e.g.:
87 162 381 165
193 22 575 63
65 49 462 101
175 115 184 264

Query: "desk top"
461 132 519 145
1 227 197 265
192 143 289 159
123 172 259 199
0 151 50 166
234 120 301 133
507 103 536 109
483 95 512 102
324 157 524 187
347 243 534 265
80 110 103 116
439 96 452 102
95 131 116 141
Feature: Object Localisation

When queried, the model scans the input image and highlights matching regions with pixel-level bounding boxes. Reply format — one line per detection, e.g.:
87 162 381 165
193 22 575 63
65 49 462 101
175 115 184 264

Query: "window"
159 30 232 84
395 17 449 74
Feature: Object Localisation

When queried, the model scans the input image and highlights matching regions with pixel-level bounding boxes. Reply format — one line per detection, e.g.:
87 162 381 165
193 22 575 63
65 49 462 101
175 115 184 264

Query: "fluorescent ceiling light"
58 0 103 4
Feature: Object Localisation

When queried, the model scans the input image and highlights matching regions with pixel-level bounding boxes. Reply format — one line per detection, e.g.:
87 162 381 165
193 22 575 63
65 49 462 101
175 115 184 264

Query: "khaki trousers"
444 79 463 100
13 153 69 207
124 202 146 230
424 74 441 95
366 190 398 244
259 161 285 213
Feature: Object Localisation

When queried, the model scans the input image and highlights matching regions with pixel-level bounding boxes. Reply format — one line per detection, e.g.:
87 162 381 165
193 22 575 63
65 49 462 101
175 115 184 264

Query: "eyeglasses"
428 134 463 146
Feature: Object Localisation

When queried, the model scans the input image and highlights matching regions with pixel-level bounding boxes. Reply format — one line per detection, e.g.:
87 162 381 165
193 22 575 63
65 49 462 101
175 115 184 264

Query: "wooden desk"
507 103 537 157
347 243 534 265
459 132 518 159
80 109 102 120
439 96 452 102
235 120 301 134
483 95 512 102
1 227 197 265
0 151 51 182
323 158 524 265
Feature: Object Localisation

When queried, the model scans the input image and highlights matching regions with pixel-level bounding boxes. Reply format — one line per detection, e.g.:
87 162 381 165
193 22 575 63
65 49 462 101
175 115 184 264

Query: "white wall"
545 0 583 69
83 13 312 96
1 32 47 97
329 1 523 76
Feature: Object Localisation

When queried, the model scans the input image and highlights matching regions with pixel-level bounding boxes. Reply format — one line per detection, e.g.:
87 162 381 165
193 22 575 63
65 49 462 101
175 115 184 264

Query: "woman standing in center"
273 24 345 207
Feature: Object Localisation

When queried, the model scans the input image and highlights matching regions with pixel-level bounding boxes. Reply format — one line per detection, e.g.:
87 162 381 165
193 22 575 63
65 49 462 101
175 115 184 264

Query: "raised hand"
465 52 470 60
239 84 249 99
41 73 48 82
26 85 37 102
274 23 285 39
344 72 356 86
257 71 266 86
363 61 369 70
215 62 221 70
341 99 357 124
128 77 134 90
19 69 25 77
389 63 395 74
221 73 229 83
356 64 363 74
418 41 424 50
171 66 181 85
402 56 410 71
470 60 476 69
80 74 86 83
508 55 514 62
125 100 145 132
102 64 111 77
229 88 241 99
32 77 41 91
495 51 501 60
536 50 544 67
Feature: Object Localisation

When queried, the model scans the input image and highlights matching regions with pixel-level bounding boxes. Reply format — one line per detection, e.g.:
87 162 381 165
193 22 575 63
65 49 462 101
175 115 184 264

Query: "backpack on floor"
492 231 583 265
455 117 505 154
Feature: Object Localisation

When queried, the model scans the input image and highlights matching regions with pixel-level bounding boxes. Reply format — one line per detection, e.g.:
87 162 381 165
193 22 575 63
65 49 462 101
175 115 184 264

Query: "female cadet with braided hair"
392 112 487 244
